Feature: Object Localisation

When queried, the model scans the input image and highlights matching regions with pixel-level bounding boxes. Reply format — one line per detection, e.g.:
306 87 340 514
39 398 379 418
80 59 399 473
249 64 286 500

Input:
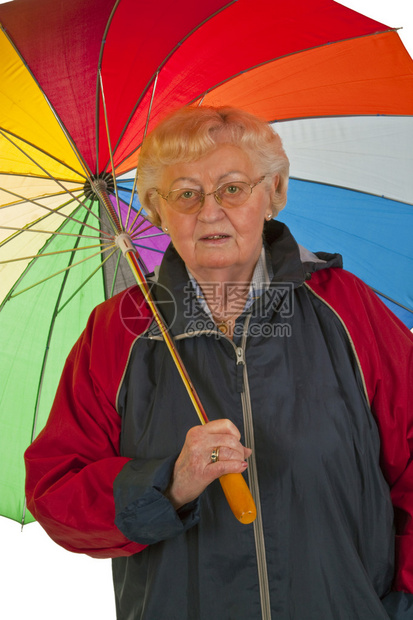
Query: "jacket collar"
148 221 342 334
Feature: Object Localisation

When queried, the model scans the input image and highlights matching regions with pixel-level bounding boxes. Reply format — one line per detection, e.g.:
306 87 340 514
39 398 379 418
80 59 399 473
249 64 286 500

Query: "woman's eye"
180 190 196 200
224 184 240 195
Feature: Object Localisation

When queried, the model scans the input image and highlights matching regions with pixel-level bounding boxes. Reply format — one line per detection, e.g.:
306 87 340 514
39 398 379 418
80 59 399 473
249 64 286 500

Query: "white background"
0 1 412 618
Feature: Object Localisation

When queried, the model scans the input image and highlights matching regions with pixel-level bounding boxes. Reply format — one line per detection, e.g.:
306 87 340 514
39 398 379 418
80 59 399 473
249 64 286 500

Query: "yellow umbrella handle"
219 473 257 524
115 234 257 524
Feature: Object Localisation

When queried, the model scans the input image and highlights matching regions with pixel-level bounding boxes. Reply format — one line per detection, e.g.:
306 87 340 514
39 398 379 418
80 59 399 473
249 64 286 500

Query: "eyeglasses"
155 176 266 214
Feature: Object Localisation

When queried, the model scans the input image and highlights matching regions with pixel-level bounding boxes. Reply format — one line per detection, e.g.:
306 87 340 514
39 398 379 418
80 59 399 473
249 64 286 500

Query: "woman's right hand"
165 419 251 510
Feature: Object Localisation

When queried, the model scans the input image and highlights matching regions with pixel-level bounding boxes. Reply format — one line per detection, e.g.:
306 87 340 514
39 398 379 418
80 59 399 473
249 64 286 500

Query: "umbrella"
0 0 412 526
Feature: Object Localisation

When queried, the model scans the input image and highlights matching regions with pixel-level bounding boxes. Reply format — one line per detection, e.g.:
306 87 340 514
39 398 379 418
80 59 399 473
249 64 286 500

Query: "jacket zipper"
235 318 272 620
162 324 272 617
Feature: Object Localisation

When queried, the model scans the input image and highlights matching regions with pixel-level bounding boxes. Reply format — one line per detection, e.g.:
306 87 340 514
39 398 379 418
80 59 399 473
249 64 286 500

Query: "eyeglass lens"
168 181 252 213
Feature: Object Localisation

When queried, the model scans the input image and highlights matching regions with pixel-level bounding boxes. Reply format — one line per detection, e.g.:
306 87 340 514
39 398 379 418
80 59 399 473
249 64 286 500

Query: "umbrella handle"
219 473 257 524
117 236 257 524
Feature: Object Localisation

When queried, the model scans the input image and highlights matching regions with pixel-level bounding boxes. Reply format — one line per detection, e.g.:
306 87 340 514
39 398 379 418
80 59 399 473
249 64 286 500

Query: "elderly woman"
25 106 413 620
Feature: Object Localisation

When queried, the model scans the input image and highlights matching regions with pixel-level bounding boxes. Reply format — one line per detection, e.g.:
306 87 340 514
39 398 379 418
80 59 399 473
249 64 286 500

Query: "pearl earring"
266 213 272 221
163 226 168 232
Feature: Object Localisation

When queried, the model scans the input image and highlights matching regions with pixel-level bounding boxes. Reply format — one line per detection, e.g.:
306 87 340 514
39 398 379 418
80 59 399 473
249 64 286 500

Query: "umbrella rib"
0 24 92 180
0 198 113 250
21 208 107 527
126 205 146 235
0 224 110 242
118 179 145 228
0 199 75 248
41 96 93 182
129 222 158 238
9 246 116 299
131 232 167 240
109 30 399 173
370 287 413 315
0 127 86 182
271 113 413 125
0 171 84 184
95 0 122 175
0 186 112 238
128 213 155 238
106 1 238 170
124 179 143 232
57 247 119 315
132 243 166 255
190 30 398 106
288 175 413 206
98 71 122 228
109 250 123 298
0 243 112 265
124 178 141 232
0 129 108 227
123 70 159 232
0 185 83 205
142 69 159 143
0 202 101 310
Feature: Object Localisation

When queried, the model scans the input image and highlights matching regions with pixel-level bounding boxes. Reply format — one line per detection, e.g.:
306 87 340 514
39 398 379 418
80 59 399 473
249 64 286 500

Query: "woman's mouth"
201 234 230 240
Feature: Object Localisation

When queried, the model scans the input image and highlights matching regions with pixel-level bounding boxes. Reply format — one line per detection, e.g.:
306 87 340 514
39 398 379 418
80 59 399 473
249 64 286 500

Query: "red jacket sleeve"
25 286 152 559
308 269 413 592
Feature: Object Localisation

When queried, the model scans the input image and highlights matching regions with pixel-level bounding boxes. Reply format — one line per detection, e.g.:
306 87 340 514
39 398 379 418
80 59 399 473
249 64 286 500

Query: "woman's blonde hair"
137 106 290 227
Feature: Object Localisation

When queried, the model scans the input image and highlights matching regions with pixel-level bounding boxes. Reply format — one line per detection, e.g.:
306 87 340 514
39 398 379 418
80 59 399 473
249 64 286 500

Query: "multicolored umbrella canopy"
0 0 412 525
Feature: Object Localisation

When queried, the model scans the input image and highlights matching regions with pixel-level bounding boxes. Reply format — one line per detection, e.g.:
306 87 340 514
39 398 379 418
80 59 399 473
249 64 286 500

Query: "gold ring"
210 447 220 463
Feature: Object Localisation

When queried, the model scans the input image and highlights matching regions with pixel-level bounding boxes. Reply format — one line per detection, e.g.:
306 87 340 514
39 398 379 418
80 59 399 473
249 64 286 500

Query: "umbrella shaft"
92 180 122 234
92 185 206 421
115 233 256 524
125 250 209 426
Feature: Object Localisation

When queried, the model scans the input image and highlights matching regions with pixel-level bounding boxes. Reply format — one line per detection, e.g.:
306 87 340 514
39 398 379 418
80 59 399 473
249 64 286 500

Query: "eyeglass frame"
154 175 266 214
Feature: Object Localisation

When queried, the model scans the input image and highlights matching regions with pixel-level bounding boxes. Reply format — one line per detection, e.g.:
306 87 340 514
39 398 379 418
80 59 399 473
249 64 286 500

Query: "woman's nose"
197 192 224 221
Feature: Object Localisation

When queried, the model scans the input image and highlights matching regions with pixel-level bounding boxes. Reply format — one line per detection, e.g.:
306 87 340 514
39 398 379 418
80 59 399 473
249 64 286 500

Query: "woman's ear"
147 188 166 230
157 208 168 233
269 173 280 196
267 173 279 215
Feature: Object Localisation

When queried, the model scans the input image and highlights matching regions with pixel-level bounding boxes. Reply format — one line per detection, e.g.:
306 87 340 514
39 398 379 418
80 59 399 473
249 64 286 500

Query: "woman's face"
156 144 277 283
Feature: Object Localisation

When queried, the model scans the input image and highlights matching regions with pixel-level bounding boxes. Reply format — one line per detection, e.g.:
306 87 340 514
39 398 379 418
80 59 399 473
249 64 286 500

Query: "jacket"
25 221 413 619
